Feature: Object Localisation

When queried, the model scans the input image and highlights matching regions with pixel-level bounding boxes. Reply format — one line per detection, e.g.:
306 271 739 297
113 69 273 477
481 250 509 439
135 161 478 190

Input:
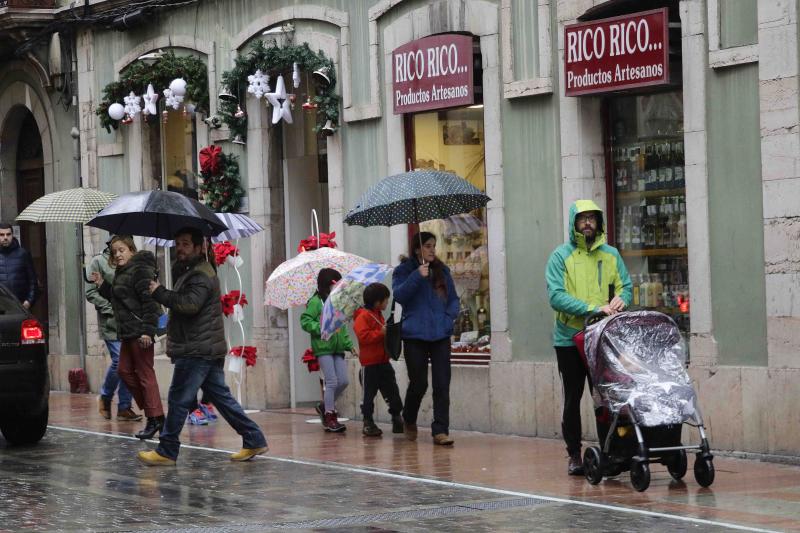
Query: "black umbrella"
87 190 228 239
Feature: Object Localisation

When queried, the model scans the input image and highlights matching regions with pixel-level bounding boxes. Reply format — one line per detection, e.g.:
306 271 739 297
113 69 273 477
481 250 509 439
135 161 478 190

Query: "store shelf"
614 188 685 202
621 248 688 257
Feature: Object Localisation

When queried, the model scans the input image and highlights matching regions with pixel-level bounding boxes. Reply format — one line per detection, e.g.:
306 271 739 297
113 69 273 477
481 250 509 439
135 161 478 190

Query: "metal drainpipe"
71 125 87 371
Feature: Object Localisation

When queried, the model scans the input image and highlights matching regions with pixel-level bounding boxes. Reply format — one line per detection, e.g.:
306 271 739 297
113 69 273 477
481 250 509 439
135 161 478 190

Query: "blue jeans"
99 340 132 410
156 358 267 460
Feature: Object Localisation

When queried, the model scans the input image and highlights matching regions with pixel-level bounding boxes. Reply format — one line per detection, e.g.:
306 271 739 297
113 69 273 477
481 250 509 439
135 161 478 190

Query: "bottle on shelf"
632 274 641 307
653 273 664 307
663 142 675 190
656 144 667 190
476 296 488 336
640 274 651 308
644 204 657 248
673 141 685 188
676 199 687 248
631 203 643 249
644 144 655 191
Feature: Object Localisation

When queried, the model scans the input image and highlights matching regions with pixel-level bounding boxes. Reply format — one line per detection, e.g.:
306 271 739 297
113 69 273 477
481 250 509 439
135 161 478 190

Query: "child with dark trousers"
353 283 404 437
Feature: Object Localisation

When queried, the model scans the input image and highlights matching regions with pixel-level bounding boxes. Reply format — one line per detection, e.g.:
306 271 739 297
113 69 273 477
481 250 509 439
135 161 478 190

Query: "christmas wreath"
198 146 244 212
96 52 209 132
219 39 339 142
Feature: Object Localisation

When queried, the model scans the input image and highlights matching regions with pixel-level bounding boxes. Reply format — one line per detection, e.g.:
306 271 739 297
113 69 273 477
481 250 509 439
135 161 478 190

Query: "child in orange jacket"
353 283 404 437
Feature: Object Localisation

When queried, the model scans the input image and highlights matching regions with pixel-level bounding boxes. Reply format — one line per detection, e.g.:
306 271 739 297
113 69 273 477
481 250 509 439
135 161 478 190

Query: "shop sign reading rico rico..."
564 8 669 96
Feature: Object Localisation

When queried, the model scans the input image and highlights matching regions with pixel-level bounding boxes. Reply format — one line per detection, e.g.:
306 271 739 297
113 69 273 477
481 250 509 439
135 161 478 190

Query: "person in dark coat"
0 223 37 309
137 227 267 466
91 235 165 440
392 232 459 446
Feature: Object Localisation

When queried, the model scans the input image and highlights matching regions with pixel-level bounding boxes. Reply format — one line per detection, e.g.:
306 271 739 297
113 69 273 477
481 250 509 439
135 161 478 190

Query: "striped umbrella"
343 170 490 227
144 212 264 246
16 187 117 224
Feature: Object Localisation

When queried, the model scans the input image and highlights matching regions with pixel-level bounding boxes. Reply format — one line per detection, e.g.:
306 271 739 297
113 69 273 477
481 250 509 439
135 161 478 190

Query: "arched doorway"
14 111 48 324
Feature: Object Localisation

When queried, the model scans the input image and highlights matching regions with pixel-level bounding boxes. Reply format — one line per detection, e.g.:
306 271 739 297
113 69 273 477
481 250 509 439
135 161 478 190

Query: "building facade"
1 0 798 458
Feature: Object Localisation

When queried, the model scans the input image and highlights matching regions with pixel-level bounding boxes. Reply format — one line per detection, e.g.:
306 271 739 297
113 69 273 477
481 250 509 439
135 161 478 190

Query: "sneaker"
188 409 208 426
433 433 454 446
199 402 217 421
98 396 111 420
137 450 176 466
568 454 584 476
323 411 346 433
230 446 268 462
362 418 382 437
117 408 143 421
391 415 404 434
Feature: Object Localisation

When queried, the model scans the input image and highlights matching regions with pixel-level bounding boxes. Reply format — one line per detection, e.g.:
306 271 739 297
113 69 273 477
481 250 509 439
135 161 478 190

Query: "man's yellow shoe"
137 450 176 466
230 446 268 462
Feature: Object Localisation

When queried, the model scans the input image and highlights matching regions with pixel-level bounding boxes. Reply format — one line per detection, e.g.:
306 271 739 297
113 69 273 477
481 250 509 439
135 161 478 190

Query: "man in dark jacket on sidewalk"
0 223 37 309
136 227 267 466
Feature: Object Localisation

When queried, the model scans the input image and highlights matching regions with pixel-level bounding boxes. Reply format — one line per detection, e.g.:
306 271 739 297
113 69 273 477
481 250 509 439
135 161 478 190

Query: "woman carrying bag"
392 231 459 445
91 235 165 439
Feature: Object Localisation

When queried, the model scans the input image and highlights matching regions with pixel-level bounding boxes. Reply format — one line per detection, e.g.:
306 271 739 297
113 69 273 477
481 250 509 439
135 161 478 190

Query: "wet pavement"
1 392 798 532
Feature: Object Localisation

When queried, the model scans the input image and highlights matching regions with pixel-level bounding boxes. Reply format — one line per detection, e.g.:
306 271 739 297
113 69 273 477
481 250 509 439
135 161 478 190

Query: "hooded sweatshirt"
0 238 37 305
545 199 632 346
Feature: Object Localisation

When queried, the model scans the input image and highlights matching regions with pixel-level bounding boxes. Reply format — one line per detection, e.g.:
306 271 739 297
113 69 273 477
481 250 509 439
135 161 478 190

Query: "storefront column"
245 95 290 408
757 0 800 368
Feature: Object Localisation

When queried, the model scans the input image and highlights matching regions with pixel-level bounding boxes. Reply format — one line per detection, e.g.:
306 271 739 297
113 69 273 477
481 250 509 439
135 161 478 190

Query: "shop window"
607 91 690 341
144 105 198 285
409 106 490 361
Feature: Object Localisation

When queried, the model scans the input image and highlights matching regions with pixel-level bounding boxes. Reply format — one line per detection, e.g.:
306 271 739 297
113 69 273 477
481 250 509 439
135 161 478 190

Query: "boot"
323 411 346 433
135 415 165 440
98 396 111 420
117 408 143 421
362 417 382 437
391 415 404 434
315 402 325 424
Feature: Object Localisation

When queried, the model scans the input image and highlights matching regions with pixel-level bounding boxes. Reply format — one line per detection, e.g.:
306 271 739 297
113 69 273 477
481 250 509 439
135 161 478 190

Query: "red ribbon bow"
297 231 337 253
301 348 320 372
213 241 239 266
199 145 222 176
230 345 257 367
220 290 248 317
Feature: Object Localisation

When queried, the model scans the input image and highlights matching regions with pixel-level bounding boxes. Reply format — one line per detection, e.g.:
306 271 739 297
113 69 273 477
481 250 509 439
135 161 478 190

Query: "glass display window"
409 107 491 357
607 91 690 339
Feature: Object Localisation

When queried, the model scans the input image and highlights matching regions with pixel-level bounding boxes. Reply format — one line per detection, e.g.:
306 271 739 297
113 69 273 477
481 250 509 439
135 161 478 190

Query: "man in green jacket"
545 199 632 475
85 248 141 421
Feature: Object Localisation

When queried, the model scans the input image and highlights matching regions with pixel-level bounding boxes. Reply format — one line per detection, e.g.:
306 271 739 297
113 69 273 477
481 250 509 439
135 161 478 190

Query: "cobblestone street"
1 393 798 532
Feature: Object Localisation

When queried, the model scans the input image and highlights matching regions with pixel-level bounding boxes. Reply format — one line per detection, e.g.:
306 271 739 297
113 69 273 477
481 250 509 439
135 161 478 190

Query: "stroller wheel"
667 449 688 481
694 455 715 487
583 446 604 485
630 460 650 492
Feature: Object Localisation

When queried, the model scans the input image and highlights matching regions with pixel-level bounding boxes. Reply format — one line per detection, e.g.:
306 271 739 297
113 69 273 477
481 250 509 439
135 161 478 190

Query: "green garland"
220 40 339 142
96 52 209 133
199 153 244 213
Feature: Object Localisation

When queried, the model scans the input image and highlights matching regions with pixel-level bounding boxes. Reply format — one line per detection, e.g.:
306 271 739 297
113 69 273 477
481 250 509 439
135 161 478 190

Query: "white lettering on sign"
394 44 468 82
567 18 656 61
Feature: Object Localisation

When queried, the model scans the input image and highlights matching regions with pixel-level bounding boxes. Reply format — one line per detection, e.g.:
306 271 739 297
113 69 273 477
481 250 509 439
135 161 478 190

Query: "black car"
0 284 48 445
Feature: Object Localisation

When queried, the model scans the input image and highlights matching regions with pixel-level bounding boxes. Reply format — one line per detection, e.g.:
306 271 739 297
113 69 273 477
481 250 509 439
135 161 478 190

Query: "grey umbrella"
343 170 490 227
88 190 228 239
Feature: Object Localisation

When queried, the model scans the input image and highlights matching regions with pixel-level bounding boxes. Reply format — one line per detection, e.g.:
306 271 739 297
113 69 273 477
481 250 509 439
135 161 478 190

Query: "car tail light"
21 319 45 344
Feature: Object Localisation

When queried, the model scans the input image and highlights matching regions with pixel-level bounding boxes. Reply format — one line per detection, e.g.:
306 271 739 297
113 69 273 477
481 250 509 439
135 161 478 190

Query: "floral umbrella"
264 247 372 309
320 263 392 340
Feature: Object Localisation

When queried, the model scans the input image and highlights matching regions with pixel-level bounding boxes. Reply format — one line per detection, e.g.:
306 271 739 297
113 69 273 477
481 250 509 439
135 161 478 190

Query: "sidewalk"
49 392 800 532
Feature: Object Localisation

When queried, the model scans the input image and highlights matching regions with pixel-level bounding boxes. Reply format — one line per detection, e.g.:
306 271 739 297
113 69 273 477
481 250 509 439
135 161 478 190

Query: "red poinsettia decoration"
220 291 248 317
213 241 239 266
230 345 257 367
301 348 319 372
297 231 337 253
199 145 222 176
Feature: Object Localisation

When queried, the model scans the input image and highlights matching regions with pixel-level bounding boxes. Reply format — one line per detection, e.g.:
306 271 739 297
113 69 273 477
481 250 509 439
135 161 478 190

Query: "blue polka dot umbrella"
343 170 490 227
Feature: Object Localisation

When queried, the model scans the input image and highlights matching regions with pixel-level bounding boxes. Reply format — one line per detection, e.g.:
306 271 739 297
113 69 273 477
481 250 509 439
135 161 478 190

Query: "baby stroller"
574 310 714 491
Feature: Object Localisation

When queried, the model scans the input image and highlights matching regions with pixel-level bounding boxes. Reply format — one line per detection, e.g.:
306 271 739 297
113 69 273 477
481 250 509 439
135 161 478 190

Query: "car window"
0 285 24 314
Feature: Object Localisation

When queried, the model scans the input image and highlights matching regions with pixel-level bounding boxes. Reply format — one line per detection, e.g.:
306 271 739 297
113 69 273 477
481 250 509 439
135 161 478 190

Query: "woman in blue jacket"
392 232 459 445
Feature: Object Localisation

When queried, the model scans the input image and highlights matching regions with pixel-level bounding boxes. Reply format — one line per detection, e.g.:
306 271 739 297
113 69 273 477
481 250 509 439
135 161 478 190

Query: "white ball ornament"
169 78 187 97
108 103 125 121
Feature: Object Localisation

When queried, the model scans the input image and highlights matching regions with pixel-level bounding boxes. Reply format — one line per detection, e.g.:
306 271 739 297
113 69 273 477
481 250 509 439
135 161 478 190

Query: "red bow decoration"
213 241 239 266
220 290 248 317
297 231 337 253
301 348 320 372
230 345 257 367
199 145 222 176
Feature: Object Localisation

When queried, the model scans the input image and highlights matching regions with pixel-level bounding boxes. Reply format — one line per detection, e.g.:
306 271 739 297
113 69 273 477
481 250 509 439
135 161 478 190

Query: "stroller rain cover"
583 311 697 427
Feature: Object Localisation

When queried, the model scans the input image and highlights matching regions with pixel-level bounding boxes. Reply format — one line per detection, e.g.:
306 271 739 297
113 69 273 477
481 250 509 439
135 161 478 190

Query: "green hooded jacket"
85 251 118 341
300 293 354 356
545 199 632 346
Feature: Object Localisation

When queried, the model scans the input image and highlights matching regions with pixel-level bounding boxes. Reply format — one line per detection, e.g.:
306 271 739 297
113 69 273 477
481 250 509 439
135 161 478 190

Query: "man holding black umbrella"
136 227 267 466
